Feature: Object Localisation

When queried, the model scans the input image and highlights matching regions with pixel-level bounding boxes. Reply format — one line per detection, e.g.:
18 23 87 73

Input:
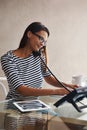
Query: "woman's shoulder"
1 50 14 61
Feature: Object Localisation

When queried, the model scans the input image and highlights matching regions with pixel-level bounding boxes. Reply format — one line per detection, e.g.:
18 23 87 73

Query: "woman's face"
27 30 48 52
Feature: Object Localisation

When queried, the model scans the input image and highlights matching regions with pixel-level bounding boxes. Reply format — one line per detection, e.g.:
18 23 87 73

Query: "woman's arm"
16 85 69 96
44 75 78 89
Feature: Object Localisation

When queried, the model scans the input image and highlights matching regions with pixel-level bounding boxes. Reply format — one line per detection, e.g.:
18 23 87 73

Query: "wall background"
0 0 87 89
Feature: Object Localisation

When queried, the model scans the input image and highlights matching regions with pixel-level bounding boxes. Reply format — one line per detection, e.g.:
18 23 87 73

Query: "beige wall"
0 0 87 87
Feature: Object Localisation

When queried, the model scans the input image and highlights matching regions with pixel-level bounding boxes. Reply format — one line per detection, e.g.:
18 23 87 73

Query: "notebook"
13 99 50 112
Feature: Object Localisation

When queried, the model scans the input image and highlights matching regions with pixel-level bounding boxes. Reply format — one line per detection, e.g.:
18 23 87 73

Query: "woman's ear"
27 31 32 38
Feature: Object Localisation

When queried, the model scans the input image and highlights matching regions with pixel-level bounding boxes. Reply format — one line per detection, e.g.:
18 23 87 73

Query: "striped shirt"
1 50 51 100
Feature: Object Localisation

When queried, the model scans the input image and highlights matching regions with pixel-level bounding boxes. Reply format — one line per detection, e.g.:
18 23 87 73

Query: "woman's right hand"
54 88 70 95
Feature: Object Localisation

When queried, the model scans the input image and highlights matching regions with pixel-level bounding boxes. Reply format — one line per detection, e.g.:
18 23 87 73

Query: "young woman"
1 22 77 100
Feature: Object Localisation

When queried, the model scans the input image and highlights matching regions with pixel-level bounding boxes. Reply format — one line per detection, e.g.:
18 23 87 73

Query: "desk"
0 96 87 130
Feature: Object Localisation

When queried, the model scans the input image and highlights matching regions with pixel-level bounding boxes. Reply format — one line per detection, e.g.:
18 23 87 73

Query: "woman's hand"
62 82 78 89
54 88 70 95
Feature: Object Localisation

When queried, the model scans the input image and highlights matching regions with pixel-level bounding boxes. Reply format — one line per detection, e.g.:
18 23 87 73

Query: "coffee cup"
72 75 87 87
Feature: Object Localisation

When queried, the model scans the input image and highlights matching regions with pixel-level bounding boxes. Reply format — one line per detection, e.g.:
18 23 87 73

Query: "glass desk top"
0 95 87 130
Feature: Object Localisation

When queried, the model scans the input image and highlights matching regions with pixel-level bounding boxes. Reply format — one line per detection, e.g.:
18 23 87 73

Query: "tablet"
13 99 50 112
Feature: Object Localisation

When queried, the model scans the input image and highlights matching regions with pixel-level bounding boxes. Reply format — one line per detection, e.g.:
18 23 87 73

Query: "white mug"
72 75 87 87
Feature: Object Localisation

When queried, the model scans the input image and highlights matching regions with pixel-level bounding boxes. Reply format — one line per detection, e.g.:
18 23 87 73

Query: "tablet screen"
13 99 50 112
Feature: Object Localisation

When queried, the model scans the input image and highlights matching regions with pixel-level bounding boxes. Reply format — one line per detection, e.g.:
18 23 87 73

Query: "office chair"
0 77 7 101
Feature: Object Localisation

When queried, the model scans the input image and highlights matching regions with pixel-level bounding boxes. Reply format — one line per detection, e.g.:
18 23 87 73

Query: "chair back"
0 77 8 100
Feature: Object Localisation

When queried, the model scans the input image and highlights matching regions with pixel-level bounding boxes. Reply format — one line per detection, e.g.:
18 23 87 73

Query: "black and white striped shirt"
1 50 51 99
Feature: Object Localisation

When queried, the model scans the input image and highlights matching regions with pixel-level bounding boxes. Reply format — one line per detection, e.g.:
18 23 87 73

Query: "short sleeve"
1 54 24 89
